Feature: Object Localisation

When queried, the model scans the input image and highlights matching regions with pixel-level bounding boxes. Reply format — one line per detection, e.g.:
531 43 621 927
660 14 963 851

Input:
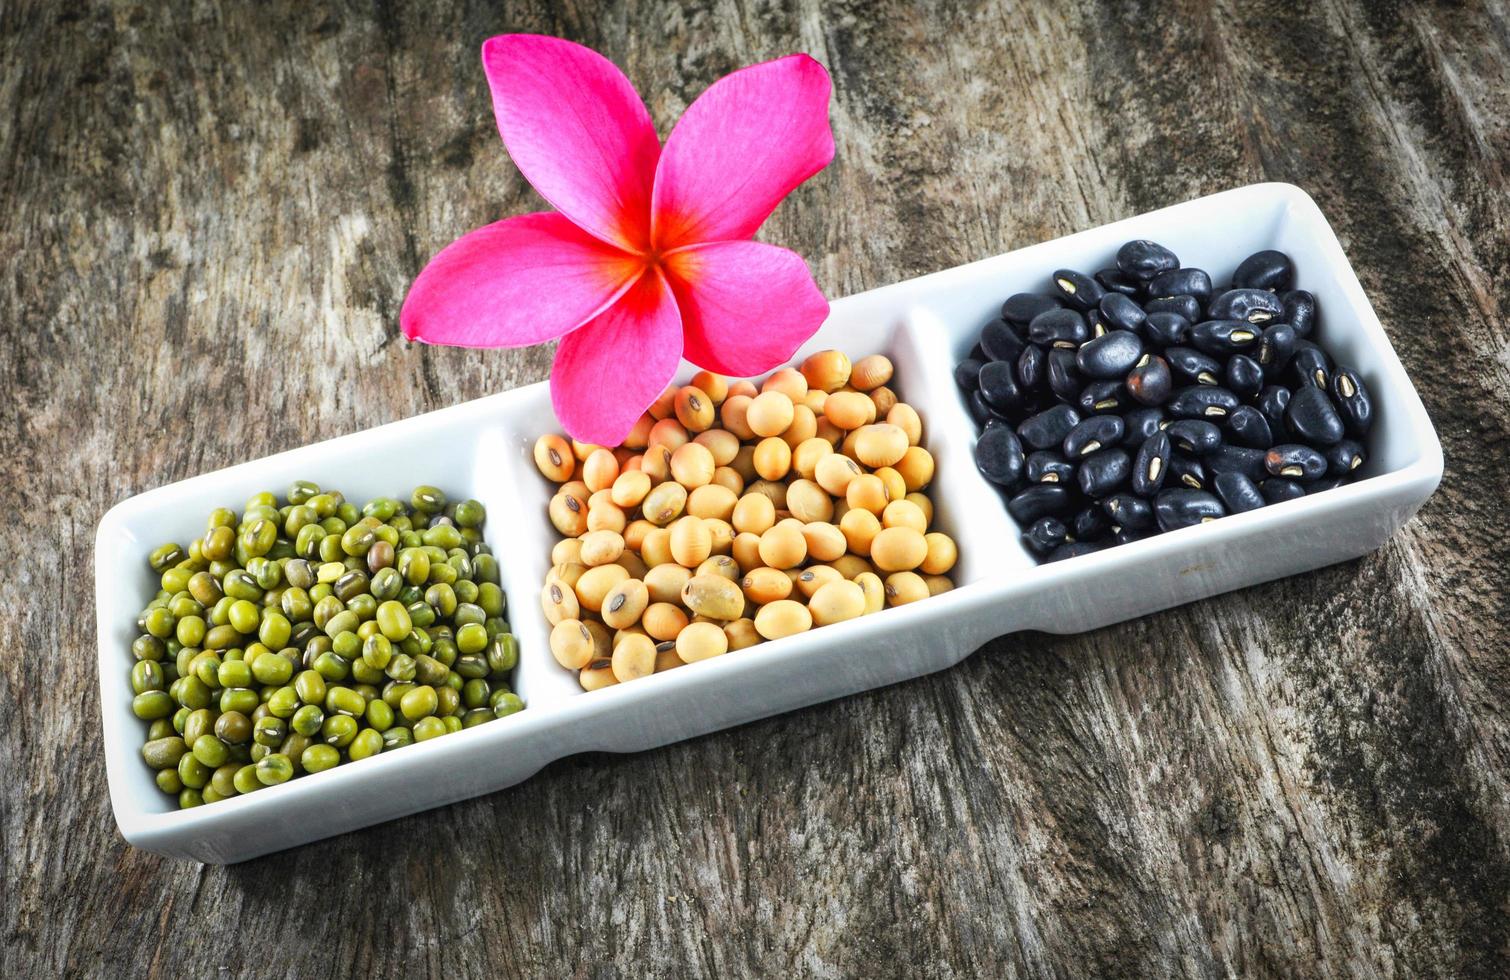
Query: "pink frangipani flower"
400 35 835 445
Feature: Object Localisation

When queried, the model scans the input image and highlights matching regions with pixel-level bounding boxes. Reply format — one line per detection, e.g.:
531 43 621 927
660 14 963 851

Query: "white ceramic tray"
95 183 1442 862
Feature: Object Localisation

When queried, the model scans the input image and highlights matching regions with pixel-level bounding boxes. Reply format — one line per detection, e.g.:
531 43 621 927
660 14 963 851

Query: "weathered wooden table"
4 1 1507 975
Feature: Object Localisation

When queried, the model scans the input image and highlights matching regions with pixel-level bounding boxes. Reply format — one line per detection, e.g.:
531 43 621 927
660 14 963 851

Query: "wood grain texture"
3 0 1508 976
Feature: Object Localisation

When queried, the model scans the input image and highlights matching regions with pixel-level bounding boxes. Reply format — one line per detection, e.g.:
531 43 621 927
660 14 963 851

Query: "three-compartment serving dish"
95 183 1442 862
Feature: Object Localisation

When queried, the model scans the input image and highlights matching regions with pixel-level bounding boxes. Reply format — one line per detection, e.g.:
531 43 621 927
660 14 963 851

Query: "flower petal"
401 212 642 348
482 35 661 252
652 54 834 249
662 240 828 376
551 271 683 445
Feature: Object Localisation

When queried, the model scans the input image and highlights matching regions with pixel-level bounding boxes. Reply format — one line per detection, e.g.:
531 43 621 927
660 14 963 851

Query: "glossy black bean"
1144 295 1201 324
974 425 1026 487
1288 342 1332 389
1143 312 1191 349
1212 471 1265 514
1225 355 1264 399
1027 308 1089 349
967 389 997 427
1169 453 1207 491
1050 269 1104 312
1001 292 1061 326
1063 416 1125 458
1077 448 1131 498
1148 267 1212 306
1167 385 1240 420
1208 288 1284 325
1016 344 1047 395
1166 419 1222 455
1256 386 1291 430
1324 439 1366 477
980 317 1026 362
1285 384 1345 446
1154 489 1225 531
1122 408 1165 448
1264 444 1327 481
1007 484 1073 524
1102 493 1155 531
1076 381 1127 415
1076 330 1143 379
1017 404 1081 450
1260 478 1306 504
1125 354 1172 406
1281 289 1317 338
1116 239 1179 281
1205 444 1267 481
1046 541 1106 562
1131 431 1171 496
1225 405 1274 449
1023 517 1069 556
1046 348 1083 403
1095 268 1142 296
1026 451 1075 486
978 360 1023 412
1331 367 1373 437
1085 309 1111 340
1255 322 1297 378
1190 319 1261 357
1098 292 1147 333
1112 528 1153 547
1232 250 1293 291
1165 347 1222 386
954 358 983 392
1071 505 1114 541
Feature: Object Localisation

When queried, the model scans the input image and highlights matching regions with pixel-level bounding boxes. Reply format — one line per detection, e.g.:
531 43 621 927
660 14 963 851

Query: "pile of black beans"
958 242 1375 562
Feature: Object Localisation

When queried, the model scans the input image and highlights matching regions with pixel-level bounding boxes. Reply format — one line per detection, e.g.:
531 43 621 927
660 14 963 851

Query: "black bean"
1169 453 1208 491
1047 541 1106 562
1112 527 1153 547
1310 476 1349 494
1260 478 1306 504
1126 354 1172 406
1205 444 1267 481
1072 505 1114 541
1225 405 1274 449
1330 367 1373 437
1288 342 1332 389
981 317 1026 362
1076 380 1128 415
1265 444 1327 480
1144 295 1202 324
1190 319 1262 357
1116 239 1179 281
1232 249 1293 291
1285 384 1345 446
1281 289 1317 338
978 360 1023 412
969 342 987 362
1208 288 1284 324
1076 330 1144 379
1166 347 1222 386
1324 439 1366 477
1225 354 1264 399
1027 308 1089 348
967 389 996 426
1098 292 1147 333
954 358 983 392
1256 385 1291 430
1047 348 1083 403
1023 517 1068 556
1148 267 1212 306
1077 448 1131 498
1002 292 1062 326
1213 472 1266 514
1144 312 1191 349
1166 419 1223 455
1017 344 1047 395
1007 484 1073 523
974 425 1025 486
1027 451 1075 485
1122 407 1165 448
1132 431 1171 496
1255 322 1297 378
1095 268 1142 296
1051 269 1105 311
1102 493 1156 531
1167 385 1240 420
1154 489 1225 531
1063 415 1125 458
1017 404 1081 450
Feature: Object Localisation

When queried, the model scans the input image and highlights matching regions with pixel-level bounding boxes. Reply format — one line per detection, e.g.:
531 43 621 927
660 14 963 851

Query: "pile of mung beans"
533 350 958 690
130 483 521 809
